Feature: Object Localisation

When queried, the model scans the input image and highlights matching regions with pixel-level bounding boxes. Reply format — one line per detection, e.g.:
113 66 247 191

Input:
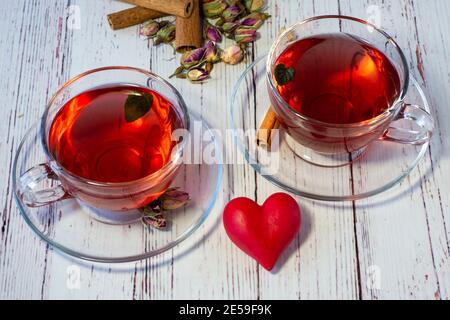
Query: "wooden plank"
169 25 260 301
410 0 450 300
254 0 359 300
337 0 450 300
0 0 449 300
42 0 170 300
0 0 74 299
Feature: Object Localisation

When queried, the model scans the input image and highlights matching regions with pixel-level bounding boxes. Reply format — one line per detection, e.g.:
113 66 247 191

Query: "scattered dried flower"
221 45 244 64
204 41 221 63
222 21 240 33
181 47 206 68
140 20 160 37
142 213 167 229
187 68 210 82
154 23 175 45
139 187 190 230
243 0 265 12
159 188 190 210
222 5 244 22
202 0 228 19
240 12 270 29
205 23 222 42
234 27 257 44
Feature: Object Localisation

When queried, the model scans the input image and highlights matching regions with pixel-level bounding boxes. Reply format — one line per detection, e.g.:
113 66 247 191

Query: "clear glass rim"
40 66 190 188
13 114 223 262
231 55 429 201
266 15 410 129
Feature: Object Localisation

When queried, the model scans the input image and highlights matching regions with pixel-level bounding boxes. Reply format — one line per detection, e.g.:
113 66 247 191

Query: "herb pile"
139 0 270 83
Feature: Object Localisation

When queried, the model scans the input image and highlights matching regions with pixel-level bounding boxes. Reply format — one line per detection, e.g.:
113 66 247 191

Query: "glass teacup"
18 67 189 216
267 16 434 166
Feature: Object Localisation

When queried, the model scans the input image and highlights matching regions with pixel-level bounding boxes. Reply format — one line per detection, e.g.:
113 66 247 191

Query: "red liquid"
270 33 402 154
49 85 182 183
274 33 401 124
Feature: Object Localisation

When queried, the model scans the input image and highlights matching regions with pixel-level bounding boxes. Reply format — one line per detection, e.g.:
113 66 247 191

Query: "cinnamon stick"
107 6 169 30
175 0 202 53
256 107 280 148
119 0 194 18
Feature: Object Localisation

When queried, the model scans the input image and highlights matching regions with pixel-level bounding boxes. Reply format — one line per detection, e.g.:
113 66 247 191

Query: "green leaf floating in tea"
274 64 295 86
124 92 153 122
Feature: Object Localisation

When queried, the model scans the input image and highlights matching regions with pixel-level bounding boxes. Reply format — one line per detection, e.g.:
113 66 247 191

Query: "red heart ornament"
223 193 301 271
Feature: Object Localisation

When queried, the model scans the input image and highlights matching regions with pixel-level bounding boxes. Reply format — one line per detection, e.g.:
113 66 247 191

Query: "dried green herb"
274 64 295 86
124 92 153 122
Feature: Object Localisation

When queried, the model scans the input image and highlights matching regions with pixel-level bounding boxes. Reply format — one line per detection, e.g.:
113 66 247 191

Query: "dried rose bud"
222 5 243 22
142 214 167 229
204 41 221 63
187 68 210 82
154 23 175 45
163 188 189 201
222 21 240 33
240 12 270 29
205 62 214 73
244 0 265 12
221 45 244 65
180 47 206 68
140 203 166 228
140 20 160 37
202 0 227 19
160 188 190 210
205 24 222 42
234 27 257 44
215 17 225 27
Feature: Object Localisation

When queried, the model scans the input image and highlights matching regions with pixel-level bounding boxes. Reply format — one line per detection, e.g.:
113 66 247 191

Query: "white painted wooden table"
1 0 449 300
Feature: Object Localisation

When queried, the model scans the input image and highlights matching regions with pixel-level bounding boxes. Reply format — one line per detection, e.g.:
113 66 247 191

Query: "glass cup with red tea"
267 16 434 166
18 67 189 222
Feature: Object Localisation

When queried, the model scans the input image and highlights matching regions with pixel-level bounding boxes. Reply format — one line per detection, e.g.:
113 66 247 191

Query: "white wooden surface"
1 0 449 300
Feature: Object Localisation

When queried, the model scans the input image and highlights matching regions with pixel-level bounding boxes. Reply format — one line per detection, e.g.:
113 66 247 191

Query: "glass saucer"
13 112 222 262
230 55 431 201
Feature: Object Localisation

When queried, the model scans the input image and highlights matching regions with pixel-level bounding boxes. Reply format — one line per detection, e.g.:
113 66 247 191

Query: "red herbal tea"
49 85 182 184
274 33 400 124
270 33 402 154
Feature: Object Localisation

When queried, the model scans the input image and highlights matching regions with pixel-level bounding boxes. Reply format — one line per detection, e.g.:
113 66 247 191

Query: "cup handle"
18 163 71 207
380 103 434 145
